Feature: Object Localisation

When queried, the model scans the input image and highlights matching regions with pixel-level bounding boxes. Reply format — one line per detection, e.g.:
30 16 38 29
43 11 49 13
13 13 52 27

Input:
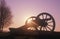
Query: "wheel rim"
36 12 55 32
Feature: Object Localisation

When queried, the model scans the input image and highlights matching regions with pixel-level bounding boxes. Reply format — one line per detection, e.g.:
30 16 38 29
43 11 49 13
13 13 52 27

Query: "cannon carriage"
10 12 55 34
25 12 55 32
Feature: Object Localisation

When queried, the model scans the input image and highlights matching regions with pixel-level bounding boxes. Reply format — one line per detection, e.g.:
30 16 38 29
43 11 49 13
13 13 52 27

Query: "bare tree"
0 0 12 32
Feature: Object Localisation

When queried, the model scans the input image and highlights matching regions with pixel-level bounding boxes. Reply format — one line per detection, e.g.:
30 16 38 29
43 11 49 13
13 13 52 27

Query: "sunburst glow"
27 18 32 23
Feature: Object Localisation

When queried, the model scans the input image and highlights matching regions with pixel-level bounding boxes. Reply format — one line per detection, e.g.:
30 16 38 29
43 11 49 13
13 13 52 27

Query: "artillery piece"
25 12 55 32
9 12 55 34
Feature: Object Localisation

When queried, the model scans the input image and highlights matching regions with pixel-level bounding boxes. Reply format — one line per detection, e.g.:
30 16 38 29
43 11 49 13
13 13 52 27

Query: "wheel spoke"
47 26 51 31
48 17 51 20
40 26 42 31
45 27 47 31
48 25 53 27
47 21 53 23
45 14 47 19
48 22 52 23
43 27 45 31
42 14 44 19
43 27 44 31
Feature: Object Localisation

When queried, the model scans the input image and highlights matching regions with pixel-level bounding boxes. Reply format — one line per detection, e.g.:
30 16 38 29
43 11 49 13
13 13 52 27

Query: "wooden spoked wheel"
36 12 55 32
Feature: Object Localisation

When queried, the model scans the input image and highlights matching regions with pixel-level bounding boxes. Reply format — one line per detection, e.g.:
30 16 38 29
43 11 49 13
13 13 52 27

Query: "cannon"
25 12 55 32
9 12 55 34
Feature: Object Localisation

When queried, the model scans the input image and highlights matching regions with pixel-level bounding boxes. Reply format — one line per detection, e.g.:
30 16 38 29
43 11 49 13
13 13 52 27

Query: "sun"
27 18 32 23
25 16 32 24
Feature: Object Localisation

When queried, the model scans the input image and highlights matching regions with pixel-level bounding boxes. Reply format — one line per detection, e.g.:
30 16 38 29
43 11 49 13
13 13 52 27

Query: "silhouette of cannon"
25 12 55 32
9 12 55 34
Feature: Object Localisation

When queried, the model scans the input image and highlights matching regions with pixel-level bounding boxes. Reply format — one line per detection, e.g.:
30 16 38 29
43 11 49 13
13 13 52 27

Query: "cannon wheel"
36 12 55 32
25 16 38 30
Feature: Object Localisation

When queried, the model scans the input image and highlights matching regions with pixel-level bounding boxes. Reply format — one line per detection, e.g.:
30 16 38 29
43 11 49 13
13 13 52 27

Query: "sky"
5 0 60 31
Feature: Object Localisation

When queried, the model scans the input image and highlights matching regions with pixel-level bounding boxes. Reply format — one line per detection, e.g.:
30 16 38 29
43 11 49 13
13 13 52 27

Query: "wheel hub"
39 20 48 27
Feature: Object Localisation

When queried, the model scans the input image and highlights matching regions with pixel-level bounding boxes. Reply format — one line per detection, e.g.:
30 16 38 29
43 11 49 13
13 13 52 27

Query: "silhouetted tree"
0 0 12 32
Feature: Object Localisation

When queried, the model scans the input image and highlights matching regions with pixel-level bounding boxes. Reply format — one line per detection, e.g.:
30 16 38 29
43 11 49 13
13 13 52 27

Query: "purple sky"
5 0 60 31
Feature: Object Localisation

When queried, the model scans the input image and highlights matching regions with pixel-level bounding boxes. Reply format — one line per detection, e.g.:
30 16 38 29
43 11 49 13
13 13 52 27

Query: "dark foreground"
0 31 60 39
0 25 59 39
